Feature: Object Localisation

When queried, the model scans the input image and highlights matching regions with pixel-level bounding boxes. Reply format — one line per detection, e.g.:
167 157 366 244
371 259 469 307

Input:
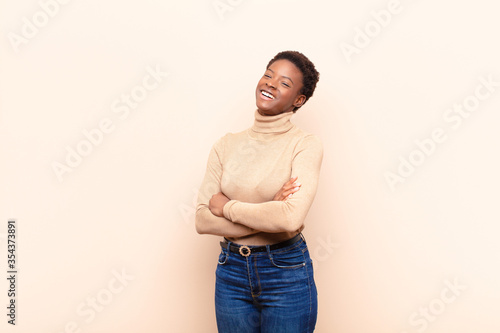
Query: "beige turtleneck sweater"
195 109 323 238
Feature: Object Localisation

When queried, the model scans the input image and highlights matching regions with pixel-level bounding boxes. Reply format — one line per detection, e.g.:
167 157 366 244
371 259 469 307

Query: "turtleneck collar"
250 109 295 134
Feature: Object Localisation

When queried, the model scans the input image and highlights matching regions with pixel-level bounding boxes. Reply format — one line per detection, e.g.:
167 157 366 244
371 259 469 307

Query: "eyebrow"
267 68 294 84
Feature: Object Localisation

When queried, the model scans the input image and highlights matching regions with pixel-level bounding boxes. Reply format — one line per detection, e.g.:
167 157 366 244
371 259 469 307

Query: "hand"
209 191 230 217
273 176 301 201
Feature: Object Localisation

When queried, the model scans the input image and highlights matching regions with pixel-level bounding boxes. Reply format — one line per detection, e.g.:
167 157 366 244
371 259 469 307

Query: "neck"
251 109 294 134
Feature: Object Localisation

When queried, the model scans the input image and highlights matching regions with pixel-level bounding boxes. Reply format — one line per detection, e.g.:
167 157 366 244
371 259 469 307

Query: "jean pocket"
269 247 306 269
218 248 228 265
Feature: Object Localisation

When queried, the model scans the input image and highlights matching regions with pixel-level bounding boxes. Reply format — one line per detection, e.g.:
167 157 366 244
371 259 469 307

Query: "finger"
279 187 301 200
274 177 300 201
283 185 301 196
279 194 291 201
284 176 298 186
283 181 301 192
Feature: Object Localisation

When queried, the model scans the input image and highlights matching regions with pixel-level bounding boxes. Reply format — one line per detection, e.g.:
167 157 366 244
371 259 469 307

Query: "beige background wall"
1 0 499 332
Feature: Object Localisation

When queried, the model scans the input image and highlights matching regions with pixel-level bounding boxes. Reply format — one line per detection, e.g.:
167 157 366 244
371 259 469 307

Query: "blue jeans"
215 234 318 332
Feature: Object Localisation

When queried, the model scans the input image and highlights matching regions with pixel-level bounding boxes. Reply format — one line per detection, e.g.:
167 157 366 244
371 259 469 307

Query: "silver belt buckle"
238 245 251 257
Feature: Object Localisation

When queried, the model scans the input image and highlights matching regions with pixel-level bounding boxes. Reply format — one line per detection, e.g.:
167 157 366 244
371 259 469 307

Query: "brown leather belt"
220 233 303 257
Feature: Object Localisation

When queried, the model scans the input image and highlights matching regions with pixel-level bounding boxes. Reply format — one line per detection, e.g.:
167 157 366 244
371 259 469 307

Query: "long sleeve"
222 134 324 233
195 136 259 237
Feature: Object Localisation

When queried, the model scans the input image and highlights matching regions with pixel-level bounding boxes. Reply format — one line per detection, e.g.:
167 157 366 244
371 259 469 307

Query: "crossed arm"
195 135 323 237
195 176 300 237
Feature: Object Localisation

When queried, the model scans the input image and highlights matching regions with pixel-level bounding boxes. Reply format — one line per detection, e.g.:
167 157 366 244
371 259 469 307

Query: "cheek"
280 90 296 103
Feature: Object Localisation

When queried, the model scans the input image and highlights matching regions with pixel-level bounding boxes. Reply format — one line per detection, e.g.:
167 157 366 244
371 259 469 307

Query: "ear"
293 94 306 109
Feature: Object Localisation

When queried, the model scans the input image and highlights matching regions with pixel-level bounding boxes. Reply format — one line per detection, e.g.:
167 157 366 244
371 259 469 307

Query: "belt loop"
226 240 232 257
299 232 306 243
265 244 272 260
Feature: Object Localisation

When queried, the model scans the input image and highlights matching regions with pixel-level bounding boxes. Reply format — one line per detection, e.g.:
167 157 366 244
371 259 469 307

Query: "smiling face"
255 59 306 116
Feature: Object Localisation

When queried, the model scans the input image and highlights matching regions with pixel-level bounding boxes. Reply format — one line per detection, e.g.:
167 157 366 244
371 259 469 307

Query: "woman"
195 50 323 333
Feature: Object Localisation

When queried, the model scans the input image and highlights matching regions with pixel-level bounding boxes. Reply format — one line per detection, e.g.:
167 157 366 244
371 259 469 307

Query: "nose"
266 80 276 89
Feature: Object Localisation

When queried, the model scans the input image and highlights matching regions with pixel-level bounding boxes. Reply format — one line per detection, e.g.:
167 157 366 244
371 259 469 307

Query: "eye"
282 82 290 87
264 74 271 78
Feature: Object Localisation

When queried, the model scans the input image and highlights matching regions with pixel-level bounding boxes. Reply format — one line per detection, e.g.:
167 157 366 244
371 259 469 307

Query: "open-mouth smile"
260 90 275 100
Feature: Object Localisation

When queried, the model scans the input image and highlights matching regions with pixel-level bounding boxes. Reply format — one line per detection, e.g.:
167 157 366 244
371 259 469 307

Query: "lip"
259 89 276 101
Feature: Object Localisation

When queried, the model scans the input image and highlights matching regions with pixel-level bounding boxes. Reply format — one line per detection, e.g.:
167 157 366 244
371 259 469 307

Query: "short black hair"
266 50 320 112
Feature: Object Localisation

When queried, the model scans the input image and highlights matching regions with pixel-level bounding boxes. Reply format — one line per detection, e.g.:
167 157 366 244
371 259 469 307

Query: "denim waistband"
221 233 305 257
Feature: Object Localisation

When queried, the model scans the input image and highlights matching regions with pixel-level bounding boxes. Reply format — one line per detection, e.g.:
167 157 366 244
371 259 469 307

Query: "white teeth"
261 91 274 99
